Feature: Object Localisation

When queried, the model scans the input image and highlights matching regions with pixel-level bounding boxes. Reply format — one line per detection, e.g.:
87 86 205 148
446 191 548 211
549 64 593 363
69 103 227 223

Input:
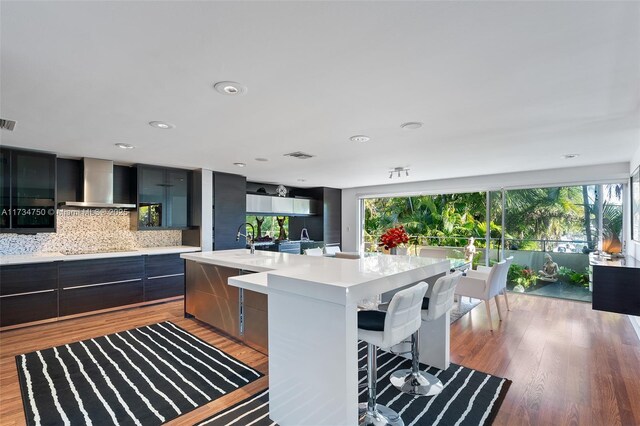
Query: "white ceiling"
1 1 639 189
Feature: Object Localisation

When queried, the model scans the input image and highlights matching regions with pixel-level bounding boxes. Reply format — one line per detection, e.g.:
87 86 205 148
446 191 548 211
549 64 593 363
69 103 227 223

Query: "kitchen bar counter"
0 245 200 266
182 249 452 426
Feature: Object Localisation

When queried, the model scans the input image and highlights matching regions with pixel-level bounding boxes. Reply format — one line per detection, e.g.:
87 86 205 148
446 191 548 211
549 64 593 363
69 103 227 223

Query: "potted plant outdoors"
507 263 538 293
602 202 623 255
379 225 410 255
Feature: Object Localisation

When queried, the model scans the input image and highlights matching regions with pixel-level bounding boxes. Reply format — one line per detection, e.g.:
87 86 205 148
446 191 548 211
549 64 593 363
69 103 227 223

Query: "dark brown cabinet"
144 253 185 301
0 262 59 327
592 260 640 316
1 252 192 329
133 165 190 230
1 147 56 232
58 257 144 316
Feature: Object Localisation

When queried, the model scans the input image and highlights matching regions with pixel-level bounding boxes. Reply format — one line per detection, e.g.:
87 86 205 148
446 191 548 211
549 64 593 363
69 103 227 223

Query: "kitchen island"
181 249 452 426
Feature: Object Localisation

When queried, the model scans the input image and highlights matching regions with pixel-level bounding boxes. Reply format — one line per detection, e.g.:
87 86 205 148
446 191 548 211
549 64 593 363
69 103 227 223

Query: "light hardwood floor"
0 294 638 425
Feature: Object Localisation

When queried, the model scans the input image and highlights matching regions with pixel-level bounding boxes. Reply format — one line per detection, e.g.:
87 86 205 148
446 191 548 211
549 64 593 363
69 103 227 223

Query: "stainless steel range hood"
59 158 136 209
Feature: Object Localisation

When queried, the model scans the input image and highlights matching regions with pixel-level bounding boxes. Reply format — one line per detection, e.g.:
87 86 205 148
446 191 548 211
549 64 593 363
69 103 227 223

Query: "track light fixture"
389 167 409 179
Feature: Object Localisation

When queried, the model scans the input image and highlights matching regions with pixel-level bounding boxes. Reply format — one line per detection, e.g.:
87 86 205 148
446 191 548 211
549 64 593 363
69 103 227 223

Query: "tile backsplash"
0 210 182 255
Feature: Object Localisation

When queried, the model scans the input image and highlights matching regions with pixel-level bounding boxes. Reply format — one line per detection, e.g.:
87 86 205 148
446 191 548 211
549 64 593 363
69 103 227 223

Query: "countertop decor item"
379 225 409 251
255 216 265 238
276 216 287 241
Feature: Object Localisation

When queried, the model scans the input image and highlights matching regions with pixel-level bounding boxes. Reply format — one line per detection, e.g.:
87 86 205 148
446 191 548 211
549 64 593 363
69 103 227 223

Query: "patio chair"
455 256 513 330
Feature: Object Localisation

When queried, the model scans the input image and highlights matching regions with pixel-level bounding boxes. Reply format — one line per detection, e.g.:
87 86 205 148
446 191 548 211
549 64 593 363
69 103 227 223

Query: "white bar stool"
389 272 462 396
357 281 429 426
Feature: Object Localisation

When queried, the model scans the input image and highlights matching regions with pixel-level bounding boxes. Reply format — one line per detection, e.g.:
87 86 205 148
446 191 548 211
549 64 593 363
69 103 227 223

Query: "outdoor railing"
364 234 595 254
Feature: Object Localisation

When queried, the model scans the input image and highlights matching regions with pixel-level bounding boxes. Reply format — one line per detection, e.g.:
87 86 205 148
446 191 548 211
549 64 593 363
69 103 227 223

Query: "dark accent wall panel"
323 187 342 245
214 172 246 250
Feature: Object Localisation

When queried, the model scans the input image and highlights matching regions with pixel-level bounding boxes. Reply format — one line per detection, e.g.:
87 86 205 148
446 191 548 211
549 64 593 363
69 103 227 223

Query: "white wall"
200 169 214 251
629 143 640 340
628 144 640 260
341 162 630 251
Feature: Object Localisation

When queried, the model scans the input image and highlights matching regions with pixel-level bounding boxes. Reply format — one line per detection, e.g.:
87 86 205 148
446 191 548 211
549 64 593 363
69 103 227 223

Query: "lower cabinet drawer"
145 254 184 278
144 274 184 301
59 280 143 316
0 290 58 327
0 262 58 295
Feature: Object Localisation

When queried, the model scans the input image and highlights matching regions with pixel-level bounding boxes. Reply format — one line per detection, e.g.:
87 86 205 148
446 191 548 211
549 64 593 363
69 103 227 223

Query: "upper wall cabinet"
246 194 317 216
1 148 56 233
132 165 191 230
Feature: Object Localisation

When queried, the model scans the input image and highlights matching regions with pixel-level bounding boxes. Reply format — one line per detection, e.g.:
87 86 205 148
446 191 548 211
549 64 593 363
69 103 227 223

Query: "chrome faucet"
236 223 256 254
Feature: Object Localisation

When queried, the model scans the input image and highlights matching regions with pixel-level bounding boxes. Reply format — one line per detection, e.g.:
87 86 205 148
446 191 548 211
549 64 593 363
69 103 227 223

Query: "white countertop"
1 245 201 266
182 249 451 304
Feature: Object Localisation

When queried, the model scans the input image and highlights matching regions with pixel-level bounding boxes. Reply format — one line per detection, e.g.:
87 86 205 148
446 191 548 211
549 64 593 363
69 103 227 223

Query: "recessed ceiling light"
255 158 269 162
115 143 135 149
149 121 175 129
233 162 246 167
401 122 423 130
350 135 370 142
562 154 580 159
214 81 247 96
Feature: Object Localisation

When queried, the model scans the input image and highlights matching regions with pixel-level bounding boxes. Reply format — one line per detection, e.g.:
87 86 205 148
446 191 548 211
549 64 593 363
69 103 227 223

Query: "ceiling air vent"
0 119 16 131
284 151 315 160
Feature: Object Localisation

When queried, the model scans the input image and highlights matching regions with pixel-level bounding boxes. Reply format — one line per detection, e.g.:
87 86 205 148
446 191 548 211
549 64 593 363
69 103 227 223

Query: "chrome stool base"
358 402 404 426
390 369 444 396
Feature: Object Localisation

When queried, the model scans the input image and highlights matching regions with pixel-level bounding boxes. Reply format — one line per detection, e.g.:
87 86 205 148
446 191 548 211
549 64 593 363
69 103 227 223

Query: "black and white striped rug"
198 342 511 426
16 321 263 426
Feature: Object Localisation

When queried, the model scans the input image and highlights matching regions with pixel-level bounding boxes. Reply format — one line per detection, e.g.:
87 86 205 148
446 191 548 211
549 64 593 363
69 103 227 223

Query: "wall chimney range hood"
59 158 136 209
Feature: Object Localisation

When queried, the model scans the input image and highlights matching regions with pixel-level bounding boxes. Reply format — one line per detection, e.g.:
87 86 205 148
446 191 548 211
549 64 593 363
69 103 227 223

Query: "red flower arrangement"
379 225 410 250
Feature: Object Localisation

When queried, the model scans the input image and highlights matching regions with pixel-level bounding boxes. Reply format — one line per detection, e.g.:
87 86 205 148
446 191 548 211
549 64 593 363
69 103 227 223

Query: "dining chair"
454 256 513 330
324 245 341 255
304 247 324 256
